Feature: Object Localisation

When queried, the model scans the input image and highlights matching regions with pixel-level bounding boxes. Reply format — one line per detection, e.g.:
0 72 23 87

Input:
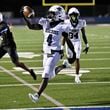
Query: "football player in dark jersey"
0 12 36 80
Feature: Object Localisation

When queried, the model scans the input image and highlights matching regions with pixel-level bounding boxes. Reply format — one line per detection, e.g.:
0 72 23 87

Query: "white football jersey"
39 17 68 54
65 19 86 42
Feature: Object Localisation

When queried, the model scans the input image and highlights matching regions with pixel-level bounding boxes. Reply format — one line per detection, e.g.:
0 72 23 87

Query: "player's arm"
0 22 9 36
62 37 66 46
81 27 88 44
62 32 76 55
81 27 89 54
22 15 42 30
20 7 42 30
62 32 76 63
61 36 66 50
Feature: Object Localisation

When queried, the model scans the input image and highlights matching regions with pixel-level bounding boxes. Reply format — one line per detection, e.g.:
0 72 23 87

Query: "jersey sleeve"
82 19 86 27
62 23 69 33
38 17 47 26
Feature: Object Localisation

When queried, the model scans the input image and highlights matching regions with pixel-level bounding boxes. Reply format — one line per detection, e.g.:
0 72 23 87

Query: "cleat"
28 93 39 103
75 75 81 83
63 60 71 68
30 69 37 80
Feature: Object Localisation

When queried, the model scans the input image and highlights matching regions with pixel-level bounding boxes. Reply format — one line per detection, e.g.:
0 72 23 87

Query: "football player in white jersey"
21 5 76 102
62 7 89 83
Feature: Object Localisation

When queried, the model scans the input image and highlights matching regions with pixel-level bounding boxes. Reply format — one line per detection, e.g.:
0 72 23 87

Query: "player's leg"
65 42 76 65
29 52 60 102
55 43 76 75
29 77 48 103
75 58 81 83
0 47 7 59
74 41 81 83
8 47 36 80
55 64 66 75
75 59 80 75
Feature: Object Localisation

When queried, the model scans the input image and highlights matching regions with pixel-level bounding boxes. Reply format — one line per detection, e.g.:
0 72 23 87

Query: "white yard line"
0 66 110 74
17 47 110 51
83 52 110 54
3 105 110 110
30 66 110 70
0 66 66 108
83 67 110 70
1 57 110 64
0 81 110 88
81 58 110 61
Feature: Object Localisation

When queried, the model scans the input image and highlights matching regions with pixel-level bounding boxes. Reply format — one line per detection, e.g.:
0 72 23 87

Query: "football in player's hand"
23 6 35 18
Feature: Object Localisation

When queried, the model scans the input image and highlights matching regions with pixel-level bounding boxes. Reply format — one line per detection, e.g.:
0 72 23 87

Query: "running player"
62 7 89 83
21 5 76 102
0 12 36 80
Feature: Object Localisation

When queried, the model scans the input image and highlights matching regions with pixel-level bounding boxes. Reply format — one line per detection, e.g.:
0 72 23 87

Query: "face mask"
47 12 55 21
70 13 79 22
70 15 76 21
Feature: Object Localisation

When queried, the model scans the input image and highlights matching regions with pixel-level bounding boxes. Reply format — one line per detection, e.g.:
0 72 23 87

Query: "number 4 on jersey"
47 34 52 46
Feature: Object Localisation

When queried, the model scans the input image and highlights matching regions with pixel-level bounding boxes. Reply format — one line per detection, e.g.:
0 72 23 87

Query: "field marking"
0 66 110 74
4 52 41 59
12 67 89 75
13 66 110 69
81 58 110 61
1 57 110 64
17 46 110 51
86 51 110 54
4 105 110 110
0 66 66 108
0 81 110 88
2 51 110 59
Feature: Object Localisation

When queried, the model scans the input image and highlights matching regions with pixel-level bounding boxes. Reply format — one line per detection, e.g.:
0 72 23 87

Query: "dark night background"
0 0 110 18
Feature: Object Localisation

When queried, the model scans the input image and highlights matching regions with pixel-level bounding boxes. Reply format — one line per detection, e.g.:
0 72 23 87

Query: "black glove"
83 44 89 54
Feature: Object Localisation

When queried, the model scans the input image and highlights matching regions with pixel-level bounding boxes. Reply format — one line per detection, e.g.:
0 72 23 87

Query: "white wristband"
86 43 89 47
61 45 64 50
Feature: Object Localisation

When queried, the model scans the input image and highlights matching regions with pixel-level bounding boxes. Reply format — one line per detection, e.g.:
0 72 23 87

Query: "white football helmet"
48 5 66 21
68 7 80 16
0 12 3 22
68 7 80 21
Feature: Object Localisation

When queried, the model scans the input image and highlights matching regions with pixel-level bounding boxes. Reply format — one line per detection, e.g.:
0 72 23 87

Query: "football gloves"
83 43 89 54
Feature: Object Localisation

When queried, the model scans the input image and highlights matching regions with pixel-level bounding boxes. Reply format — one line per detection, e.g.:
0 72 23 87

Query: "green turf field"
0 25 110 109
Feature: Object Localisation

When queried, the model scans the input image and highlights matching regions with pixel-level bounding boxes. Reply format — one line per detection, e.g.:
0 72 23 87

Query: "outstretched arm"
81 27 89 54
20 9 42 30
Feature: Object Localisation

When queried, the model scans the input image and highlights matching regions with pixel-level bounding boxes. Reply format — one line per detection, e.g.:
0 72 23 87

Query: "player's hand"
83 43 89 54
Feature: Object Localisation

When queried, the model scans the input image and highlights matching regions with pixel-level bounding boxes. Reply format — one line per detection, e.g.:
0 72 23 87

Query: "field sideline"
0 25 110 109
